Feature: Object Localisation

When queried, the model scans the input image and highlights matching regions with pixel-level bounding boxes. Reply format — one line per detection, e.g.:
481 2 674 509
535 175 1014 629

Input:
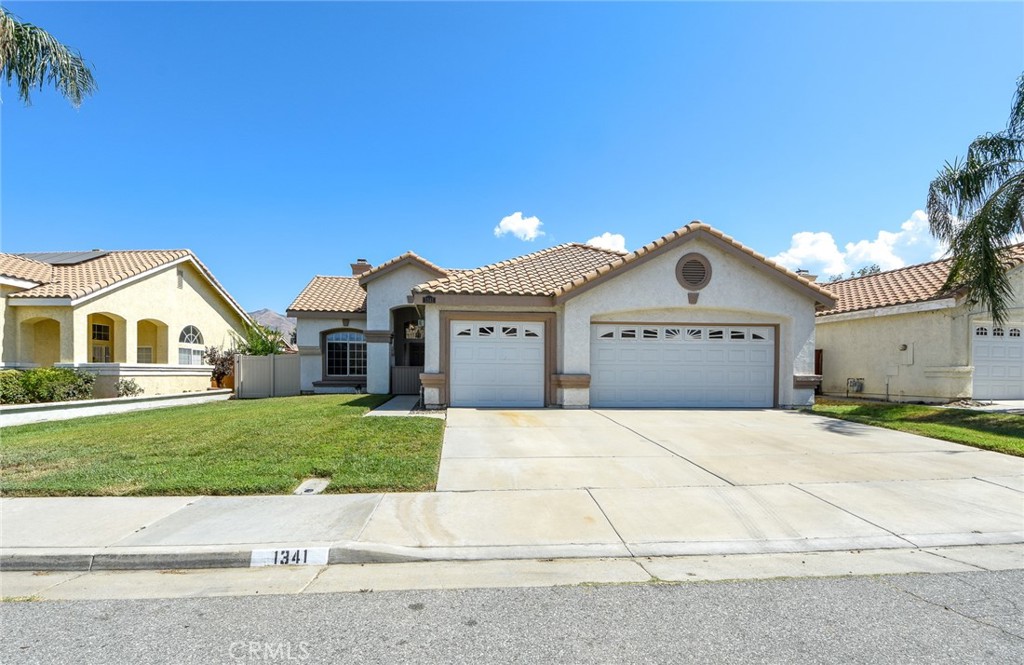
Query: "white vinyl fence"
234 354 300 399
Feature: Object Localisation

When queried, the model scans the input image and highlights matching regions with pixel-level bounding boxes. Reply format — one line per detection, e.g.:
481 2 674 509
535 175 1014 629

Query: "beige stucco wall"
4 259 248 397
364 264 439 394
816 305 970 402
294 315 367 392
816 265 1024 403
562 237 819 407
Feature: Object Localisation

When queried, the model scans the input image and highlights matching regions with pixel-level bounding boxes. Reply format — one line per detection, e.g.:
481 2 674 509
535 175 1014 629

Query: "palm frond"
927 72 1024 324
0 6 96 107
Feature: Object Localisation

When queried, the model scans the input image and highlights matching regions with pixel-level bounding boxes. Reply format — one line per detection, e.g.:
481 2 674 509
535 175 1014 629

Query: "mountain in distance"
248 309 296 345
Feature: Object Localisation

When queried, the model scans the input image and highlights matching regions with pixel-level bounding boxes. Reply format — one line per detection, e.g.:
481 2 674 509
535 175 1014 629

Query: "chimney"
795 269 818 282
350 258 372 276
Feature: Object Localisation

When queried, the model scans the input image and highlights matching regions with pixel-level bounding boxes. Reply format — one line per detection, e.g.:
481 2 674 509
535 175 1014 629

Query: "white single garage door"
972 323 1024 400
590 324 775 408
449 320 545 407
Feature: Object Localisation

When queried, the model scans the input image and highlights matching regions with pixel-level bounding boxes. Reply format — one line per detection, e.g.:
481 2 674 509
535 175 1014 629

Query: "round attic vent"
675 253 712 291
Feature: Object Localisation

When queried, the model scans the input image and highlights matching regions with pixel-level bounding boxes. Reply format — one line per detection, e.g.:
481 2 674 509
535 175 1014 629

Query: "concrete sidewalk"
3 476 1022 571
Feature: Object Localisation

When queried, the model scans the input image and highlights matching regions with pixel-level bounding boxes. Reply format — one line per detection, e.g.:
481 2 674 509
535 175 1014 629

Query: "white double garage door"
449 320 776 408
972 323 1024 400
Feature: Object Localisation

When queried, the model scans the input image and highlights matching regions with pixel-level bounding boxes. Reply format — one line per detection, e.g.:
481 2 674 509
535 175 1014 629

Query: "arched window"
325 330 366 377
179 326 204 344
178 325 205 365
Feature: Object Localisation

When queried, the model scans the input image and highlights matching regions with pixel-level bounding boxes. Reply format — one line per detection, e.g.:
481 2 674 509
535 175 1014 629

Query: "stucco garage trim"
436 310 557 407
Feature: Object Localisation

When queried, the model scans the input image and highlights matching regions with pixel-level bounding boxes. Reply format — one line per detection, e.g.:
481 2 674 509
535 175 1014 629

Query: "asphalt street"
2 570 1022 664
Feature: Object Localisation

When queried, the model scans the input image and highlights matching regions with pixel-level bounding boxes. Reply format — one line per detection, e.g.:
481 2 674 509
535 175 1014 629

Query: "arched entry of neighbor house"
20 317 62 366
137 319 169 364
391 306 424 395
87 313 127 363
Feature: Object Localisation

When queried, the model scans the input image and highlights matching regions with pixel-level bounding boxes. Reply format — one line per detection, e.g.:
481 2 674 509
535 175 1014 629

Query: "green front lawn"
811 399 1024 457
1 394 445 496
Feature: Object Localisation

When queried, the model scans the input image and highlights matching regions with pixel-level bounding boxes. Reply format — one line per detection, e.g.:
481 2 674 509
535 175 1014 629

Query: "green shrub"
18 367 96 403
116 378 144 398
0 370 28 404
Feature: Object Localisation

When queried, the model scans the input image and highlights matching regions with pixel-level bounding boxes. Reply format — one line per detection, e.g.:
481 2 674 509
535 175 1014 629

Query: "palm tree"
927 74 1024 325
0 5 95 107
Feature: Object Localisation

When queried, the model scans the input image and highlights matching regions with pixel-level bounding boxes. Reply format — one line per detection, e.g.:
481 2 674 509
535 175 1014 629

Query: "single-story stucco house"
816 244 1024 402
287 222 836 409
0 250 251 397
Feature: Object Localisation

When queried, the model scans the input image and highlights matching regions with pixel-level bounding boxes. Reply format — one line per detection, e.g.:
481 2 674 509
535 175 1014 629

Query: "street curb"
3 534 1021 572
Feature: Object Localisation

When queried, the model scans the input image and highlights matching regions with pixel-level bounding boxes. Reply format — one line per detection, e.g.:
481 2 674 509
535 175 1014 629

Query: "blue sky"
3 1 1023 312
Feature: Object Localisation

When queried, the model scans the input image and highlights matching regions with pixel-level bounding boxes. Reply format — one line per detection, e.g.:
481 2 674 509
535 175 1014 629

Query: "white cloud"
493 212 544 242
585 232 627 253
770 210 949 279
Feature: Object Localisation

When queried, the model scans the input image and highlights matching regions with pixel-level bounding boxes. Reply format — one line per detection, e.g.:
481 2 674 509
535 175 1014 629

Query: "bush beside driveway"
0 395 445 497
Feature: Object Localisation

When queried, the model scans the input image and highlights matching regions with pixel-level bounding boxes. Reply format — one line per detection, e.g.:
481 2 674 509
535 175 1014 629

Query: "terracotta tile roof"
357 251 451 284
6 250 192 299
0 254 53 284
2 249 251 323
288 276 367 314
818 243 1024 317
552 222 835 303
414 243 627 296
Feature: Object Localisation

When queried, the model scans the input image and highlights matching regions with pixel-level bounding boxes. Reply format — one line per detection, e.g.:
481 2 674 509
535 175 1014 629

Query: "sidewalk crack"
584 488 635 558
791 484 917 548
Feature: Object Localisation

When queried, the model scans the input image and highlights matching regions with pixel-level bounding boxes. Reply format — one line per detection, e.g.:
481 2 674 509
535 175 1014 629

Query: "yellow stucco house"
0 250 251 398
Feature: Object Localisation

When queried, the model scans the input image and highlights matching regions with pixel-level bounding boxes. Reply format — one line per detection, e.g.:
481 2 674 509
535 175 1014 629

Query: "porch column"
365 330 392 394
123 318 137 364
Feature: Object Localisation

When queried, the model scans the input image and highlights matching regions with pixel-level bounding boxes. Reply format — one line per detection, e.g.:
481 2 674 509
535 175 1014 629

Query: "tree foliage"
204 346 235 387
927 74 1024 325
0 5 96 107
233 323 284 356
826 264 882 283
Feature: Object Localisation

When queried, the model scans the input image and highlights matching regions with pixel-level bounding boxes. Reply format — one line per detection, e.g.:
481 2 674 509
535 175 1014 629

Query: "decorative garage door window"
593 325 773 343
590 324 775 408
972 322 1024 400
449 320 545 407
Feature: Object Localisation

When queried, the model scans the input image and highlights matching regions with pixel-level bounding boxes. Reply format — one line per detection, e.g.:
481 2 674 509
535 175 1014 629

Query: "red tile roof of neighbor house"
0 250 251 322
287 276 367 313
817 243 1024 317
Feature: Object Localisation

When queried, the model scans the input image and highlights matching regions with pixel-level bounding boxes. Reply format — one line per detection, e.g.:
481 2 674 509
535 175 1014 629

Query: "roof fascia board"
554 228 836 308
286 310 367 319
0 276 42 289
7 297 72 307
412 293 554 307
816 297 958 324
358 256 447 287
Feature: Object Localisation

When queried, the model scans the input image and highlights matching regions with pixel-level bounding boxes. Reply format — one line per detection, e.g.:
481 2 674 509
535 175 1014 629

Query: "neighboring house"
816 244 1024 402
287 222 835 409
0 250 251 398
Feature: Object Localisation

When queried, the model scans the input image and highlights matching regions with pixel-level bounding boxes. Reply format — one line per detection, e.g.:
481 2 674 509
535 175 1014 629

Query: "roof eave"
358 255 449 287
411 292 555 307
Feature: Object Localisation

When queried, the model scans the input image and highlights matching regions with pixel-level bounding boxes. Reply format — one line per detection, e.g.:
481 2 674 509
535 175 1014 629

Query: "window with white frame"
325 331 366 377
137 347 154 364
178 326 206 365
91 323 112 363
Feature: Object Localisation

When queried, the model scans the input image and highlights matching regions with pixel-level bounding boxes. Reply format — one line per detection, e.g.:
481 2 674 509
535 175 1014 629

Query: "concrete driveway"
438 408 1023 491
435 408 1023 555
